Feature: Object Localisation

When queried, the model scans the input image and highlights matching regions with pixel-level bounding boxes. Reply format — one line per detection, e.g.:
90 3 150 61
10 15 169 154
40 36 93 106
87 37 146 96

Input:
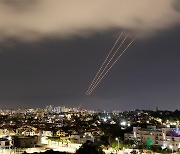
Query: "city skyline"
0 0 180 110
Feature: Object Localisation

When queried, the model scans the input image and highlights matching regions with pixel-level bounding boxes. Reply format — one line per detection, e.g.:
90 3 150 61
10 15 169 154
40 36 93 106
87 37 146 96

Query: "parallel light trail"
87 36 136 95
86 35 128 95
85 30 124 95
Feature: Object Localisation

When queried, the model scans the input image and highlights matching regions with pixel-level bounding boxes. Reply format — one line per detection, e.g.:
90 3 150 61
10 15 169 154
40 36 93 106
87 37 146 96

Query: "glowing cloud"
0 0 179 41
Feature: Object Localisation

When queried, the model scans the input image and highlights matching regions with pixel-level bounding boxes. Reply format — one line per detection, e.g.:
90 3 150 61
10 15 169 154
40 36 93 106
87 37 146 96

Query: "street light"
116 137 119 151
169 145 173 154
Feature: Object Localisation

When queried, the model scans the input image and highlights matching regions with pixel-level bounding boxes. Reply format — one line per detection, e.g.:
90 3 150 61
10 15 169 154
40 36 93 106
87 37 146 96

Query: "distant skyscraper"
46 105 53 112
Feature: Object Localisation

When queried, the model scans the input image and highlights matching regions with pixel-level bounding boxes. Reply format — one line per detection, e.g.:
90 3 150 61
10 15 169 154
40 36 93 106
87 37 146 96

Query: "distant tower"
156 107 159 111
176 122 179 134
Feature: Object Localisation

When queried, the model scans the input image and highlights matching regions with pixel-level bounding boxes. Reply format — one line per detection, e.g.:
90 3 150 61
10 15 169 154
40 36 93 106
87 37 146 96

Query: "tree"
76 140 105 154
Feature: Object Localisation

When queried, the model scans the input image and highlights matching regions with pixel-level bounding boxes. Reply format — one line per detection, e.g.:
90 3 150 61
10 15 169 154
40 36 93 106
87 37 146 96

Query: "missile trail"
85 30 124 95
87 37 136 95
86 35 128 95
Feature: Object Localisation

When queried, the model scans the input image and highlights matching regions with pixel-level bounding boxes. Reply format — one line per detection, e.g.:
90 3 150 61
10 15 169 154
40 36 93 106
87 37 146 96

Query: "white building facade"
124 126 180 151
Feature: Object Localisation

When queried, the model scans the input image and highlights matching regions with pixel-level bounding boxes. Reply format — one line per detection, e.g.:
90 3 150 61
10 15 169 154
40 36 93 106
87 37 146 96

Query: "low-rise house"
0 128 16 137
42 130 53 137
16 125 39 136
0 138 12 149
13 136 39 148
56 129 68 137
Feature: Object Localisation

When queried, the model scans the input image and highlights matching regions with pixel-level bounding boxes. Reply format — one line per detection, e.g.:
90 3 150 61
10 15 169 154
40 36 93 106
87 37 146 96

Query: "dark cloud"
173 0 180 12
1 0 37 12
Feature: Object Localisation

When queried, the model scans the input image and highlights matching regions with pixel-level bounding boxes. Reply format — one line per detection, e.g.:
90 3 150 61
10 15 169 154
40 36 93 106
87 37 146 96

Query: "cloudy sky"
0 0 180 110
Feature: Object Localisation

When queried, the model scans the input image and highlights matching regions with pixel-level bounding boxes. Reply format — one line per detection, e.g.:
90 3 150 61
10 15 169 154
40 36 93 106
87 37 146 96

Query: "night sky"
0 0 180 110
